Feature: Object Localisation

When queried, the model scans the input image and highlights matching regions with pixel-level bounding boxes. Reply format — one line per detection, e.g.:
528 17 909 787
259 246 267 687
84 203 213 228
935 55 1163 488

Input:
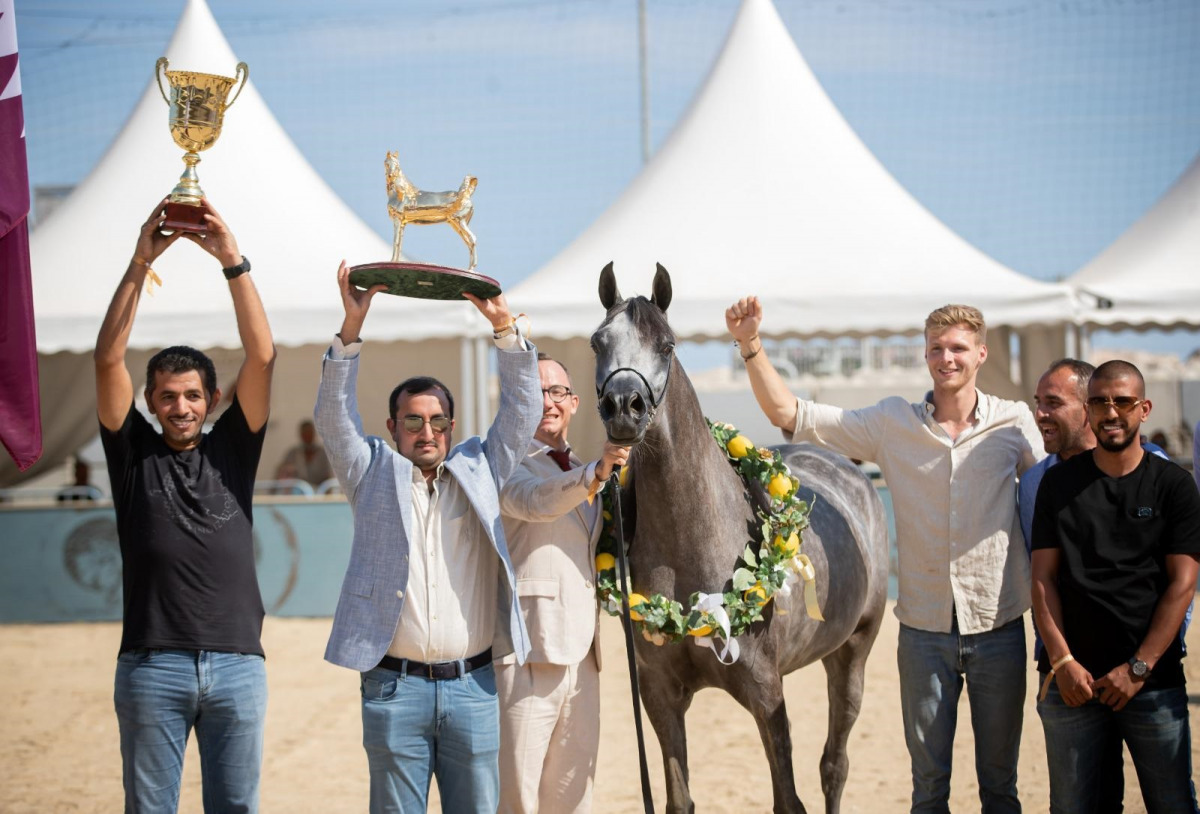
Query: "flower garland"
594 419 821 659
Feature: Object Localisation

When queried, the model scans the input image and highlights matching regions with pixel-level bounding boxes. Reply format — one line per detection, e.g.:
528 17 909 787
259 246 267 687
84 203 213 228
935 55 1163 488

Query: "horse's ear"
651 263 672 312
599 262 622 310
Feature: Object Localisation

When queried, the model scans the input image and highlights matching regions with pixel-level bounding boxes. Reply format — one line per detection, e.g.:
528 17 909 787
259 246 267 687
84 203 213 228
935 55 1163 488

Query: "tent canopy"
1067 152 1200 332
508 0 1077 343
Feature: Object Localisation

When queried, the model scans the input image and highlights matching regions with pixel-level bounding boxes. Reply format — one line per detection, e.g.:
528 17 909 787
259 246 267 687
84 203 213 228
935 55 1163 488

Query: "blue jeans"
360 661 500 814
114 649 267 813
897 617 1026 813
1038 681 1198 813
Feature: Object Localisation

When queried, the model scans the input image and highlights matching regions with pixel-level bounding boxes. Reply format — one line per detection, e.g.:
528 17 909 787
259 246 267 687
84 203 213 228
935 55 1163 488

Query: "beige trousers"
495 654 600 814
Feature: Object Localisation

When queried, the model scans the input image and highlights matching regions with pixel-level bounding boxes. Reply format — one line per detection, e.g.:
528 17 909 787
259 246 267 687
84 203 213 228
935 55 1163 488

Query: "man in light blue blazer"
315 262 542 813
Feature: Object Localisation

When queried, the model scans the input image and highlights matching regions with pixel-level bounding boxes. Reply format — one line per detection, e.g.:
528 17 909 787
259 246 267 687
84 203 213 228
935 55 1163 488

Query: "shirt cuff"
330 333 363 360
584 461 607 493
493 322 528 352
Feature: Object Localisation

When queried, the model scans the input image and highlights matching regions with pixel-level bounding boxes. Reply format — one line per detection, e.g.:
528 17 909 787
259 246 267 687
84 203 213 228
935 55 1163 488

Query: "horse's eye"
662 343 675 356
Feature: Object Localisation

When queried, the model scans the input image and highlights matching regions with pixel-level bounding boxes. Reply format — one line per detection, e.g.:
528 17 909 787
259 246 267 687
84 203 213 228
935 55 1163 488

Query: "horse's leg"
818 621 877 814
639 671 695 814
448 216 477 271
391 214 406 263
725 662 806 814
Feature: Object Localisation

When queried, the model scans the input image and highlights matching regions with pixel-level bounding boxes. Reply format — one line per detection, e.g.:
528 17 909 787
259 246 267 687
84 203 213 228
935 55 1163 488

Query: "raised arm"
313 261 388 497
95 200 184 430
181 199 275 432
726 296 798 431
461 291 541 486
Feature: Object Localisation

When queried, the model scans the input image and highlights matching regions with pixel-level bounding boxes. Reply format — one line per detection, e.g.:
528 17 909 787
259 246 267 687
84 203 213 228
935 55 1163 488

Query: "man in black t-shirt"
1031 360 1200 813
95 198 275 813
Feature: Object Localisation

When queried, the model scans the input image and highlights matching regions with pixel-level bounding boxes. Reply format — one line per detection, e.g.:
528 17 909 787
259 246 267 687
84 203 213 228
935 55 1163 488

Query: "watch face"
1130 659 1149 677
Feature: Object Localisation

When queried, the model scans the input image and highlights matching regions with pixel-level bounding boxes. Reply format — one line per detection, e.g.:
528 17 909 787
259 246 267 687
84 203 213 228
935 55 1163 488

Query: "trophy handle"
155 57 171 105
225 62 249 109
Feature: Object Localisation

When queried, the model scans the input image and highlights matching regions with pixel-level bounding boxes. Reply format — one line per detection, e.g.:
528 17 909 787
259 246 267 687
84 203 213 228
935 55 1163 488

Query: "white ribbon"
691 592 740 664
790 554 824 621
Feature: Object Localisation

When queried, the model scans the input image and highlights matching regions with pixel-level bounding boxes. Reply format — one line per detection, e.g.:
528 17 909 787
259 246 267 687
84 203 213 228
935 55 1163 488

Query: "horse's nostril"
629 393 645 416
599 394 618 420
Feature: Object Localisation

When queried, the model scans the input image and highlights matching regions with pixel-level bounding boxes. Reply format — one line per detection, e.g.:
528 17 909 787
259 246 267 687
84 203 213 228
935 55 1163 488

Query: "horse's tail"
460 176 478 196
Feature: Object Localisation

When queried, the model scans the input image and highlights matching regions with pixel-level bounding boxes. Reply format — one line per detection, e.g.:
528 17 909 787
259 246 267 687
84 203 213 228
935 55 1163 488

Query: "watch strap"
222 255 251 280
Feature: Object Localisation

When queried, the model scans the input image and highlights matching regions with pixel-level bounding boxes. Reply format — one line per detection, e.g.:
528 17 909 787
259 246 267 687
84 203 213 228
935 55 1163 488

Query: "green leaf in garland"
732 567 756 591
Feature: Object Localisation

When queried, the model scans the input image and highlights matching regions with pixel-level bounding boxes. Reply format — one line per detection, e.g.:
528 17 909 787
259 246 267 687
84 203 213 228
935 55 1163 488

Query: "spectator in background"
275 419 333 488
56 457 97 502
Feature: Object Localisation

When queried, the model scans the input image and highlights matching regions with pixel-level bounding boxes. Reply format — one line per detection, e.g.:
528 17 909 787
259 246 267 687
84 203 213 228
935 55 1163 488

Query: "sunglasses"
400 415 452 433
1086 396 1144 414
542 385 573 403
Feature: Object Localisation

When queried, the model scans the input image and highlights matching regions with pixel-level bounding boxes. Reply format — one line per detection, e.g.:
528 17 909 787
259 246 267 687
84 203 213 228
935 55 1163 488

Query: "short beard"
1096 431 1137 453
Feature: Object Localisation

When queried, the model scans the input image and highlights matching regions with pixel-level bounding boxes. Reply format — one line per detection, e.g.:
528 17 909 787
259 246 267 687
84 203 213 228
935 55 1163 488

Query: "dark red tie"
547 448 573 471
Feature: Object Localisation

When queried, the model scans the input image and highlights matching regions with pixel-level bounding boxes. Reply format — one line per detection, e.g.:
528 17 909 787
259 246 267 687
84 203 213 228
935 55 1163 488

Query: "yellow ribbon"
134 256 163 295
794 554 824 621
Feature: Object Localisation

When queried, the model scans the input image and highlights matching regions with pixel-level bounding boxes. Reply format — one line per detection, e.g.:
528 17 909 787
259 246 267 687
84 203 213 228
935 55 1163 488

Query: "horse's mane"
603 295 676 345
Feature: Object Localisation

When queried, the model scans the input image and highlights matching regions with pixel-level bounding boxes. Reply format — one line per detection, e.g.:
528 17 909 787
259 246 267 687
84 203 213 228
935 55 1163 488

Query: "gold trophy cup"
155 57 248 232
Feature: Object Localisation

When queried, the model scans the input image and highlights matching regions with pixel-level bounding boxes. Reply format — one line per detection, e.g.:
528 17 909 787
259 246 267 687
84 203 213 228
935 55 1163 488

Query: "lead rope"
610 472 654 813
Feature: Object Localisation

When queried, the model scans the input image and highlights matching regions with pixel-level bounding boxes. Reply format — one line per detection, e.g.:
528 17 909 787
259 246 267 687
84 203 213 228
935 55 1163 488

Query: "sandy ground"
2 604 1198 813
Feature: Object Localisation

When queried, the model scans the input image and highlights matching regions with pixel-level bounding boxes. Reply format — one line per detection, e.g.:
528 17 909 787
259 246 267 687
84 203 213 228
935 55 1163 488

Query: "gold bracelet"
1038 653 1075 702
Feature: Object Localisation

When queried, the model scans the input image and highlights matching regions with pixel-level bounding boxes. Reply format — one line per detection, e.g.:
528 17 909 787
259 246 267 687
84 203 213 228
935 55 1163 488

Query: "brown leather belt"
375 648 492 680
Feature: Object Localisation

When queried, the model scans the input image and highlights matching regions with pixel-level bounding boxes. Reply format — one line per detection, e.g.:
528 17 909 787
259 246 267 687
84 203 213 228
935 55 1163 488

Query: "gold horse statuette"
384 151 478 270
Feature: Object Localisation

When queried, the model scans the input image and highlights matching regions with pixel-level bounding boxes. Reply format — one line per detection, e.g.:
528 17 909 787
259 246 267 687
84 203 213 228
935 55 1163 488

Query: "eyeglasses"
400 415 452 433
541 385 573 403
1085 396 1144 414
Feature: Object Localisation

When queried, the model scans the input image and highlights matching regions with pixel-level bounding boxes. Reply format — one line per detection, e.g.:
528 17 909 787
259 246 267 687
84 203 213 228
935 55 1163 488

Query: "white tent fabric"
1067 152 1200 331
31 0 474 353
508 0 1078 342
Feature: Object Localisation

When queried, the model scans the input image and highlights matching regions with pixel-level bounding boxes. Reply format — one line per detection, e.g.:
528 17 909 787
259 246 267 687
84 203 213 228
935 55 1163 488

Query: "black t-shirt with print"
101 398 266 656
1032 449 1200 689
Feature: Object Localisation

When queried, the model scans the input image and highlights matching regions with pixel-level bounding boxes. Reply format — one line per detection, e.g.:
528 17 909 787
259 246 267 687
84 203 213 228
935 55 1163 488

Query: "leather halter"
596 355 673 424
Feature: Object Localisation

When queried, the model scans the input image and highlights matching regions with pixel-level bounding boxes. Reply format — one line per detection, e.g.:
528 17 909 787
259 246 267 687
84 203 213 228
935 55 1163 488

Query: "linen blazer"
315 345 542 672
498 443 603 669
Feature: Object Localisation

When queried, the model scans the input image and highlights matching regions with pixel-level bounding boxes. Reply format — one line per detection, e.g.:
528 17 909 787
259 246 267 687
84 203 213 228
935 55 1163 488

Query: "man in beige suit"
497 353 629 814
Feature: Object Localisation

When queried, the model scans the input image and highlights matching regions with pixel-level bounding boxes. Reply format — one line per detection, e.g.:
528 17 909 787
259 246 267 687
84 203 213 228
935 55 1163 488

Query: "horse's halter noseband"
596 354 674 425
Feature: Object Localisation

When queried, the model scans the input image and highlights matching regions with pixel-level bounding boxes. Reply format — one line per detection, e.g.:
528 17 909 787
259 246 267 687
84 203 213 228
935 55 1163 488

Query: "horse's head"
591 262 675 445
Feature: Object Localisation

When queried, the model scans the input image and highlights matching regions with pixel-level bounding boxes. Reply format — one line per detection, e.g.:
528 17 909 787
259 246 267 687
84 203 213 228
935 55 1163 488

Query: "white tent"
508 0 1077 454
1067 151 1200 332
7 0 487 487
509 0 1077 341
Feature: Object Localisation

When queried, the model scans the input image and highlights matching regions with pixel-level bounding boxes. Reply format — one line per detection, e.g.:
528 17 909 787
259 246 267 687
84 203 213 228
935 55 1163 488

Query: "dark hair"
537 352 571 382
145 346 217 398
389 376 455 420
1091 359 1145 397
1044 358 1095 402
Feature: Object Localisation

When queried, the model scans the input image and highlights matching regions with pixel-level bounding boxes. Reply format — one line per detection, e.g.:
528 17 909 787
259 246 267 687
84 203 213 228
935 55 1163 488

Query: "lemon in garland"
744 583 768 605
726 434 753 459
773 531 800 557
688 621 714 637
595 553 615 572
618 465 631 487
626 592 648 621
768 472 794 500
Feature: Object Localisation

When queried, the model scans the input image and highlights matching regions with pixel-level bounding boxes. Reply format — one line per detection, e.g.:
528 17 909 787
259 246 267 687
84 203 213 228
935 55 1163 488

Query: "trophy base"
163 201 208 233
348 262 502 301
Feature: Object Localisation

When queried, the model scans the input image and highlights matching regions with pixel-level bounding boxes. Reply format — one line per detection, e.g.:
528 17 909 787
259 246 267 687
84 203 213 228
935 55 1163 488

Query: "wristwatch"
1128 656 1150 679
222 255 251 280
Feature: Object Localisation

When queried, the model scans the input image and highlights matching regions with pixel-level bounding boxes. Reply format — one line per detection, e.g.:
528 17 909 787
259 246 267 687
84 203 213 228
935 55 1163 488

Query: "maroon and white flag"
0 0 42 471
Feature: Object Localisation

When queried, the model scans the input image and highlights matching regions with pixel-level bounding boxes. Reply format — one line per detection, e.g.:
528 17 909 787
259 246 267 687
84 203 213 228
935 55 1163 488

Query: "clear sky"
14 0 1200 357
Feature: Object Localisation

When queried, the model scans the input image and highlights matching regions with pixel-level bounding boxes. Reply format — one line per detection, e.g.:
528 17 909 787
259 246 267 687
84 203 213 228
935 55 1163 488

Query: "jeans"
897 617 1025 813
361 661 500 814
114 649 267 813
1038 681 1198 813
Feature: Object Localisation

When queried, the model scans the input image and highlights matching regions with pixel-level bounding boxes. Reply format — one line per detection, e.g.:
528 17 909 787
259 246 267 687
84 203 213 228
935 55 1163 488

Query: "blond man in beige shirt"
726 298 1042 813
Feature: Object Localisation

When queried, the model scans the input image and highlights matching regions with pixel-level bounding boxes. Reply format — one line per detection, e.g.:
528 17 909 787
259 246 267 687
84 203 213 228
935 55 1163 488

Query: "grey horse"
591 263 889 814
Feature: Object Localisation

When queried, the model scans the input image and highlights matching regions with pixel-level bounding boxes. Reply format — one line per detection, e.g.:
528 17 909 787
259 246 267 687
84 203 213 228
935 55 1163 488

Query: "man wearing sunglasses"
315 262 542 814
495 353 629 814
1031 360 1200 812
